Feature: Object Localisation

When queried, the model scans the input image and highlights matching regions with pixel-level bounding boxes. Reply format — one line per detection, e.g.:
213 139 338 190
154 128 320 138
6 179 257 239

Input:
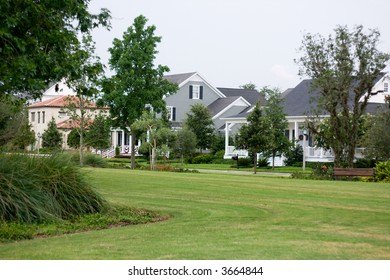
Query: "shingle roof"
207 96 242 117
164 72 196 85
217 88 266 106
29 95 101 109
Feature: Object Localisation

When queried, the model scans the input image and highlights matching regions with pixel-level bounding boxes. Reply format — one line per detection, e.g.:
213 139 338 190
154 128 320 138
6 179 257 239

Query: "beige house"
29 95 107 150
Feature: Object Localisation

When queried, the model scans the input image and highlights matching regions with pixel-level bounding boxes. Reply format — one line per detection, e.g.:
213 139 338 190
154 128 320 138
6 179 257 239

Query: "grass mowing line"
0 168 389 259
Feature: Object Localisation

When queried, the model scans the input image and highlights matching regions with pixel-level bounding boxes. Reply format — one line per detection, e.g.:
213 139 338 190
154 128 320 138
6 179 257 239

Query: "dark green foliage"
257 158 270 168
284 142 303 166
0 153 107 223
86 113 111 151
191 154 215 164
237 158 253 167
42 117 62 149
0 0 110 99
361 108 390 161
172 128 197 159
354 158 376 168
67 128 85 149
70 152 108 168
184 103 215 151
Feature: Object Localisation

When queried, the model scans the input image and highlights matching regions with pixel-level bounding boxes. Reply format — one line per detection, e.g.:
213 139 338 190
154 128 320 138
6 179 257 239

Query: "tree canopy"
0 0 110 101
297 25 390 167
184 103 215 152
101 15 177 168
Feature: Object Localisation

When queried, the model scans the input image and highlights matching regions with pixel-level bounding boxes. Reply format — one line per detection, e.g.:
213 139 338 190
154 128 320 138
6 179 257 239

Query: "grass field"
0 168 389 260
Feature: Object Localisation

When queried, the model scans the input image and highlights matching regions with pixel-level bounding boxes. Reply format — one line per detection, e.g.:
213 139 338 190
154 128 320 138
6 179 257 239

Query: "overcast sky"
89 0 390 91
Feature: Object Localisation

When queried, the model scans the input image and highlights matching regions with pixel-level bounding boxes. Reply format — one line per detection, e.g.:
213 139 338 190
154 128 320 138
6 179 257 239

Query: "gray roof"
282 76 388 117
217 87 266 106
164 72 196 85
207 96 241 117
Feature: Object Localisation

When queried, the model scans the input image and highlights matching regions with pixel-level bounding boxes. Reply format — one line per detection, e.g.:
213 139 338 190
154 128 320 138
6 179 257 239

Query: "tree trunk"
131 132 136 169
253 153 257 174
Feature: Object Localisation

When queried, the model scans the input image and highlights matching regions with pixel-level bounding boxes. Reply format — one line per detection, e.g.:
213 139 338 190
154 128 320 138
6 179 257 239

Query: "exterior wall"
29 106 106 149
367 75 390 103
213 106 247 131
164 80 221 125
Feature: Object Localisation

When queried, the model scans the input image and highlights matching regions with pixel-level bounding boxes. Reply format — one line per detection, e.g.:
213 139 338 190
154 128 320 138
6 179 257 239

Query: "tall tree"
42 117 62 150
297 25 390 167
101 15 178 169
261 87 290 169
173 128 197 164
10 109 35 151
236 102 271 174
184 103 215 152
64 34 104 166
0 0 110 101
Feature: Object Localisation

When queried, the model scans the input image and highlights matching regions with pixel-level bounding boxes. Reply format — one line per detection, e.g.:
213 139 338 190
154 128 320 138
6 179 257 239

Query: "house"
222 73 390 163
28 95 107 150
110 72 266 156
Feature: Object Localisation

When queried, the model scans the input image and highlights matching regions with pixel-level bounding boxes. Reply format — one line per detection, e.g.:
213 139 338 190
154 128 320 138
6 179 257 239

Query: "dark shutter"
172 107 176 121
200 86 203 100
189 85 193 99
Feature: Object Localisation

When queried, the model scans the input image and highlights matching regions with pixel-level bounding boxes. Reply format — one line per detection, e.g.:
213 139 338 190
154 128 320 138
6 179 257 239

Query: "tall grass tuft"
0 153 107 223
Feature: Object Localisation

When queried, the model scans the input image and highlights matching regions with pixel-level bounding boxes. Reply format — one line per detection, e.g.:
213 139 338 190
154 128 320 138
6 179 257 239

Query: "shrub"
284 143 303 166
237 157 253 167
257 158 270 168
0 153 107 223
375 161 390 182
354 158 376 168
191 154 215 164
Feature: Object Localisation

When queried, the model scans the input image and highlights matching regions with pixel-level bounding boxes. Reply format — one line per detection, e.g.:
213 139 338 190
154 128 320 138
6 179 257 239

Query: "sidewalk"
193 169 291 177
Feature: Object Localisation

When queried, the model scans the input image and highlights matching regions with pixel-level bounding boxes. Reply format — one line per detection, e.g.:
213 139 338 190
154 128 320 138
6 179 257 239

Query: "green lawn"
0 168 389 260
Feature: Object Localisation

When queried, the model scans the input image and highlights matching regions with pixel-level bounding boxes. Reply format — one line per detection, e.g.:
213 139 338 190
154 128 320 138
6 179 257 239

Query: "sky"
89 0 390 91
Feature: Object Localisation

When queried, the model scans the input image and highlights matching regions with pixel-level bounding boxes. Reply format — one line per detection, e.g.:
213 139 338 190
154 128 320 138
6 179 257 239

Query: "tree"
297 25 390 167
64 35 104 166
42 117 62 150
0 0 110 101
239 83 257 91
184 103 215 152
67 128 86 149
85 113 111 155
173 128 197 164
10 109 35 151
0 102 24 148
101 15 178 169
361 105 390 161
261 87 290 169
131 110 173 170
236 102 271 174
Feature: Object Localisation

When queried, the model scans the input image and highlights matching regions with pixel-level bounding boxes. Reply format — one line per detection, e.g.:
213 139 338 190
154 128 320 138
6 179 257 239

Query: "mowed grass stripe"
0 168 389 259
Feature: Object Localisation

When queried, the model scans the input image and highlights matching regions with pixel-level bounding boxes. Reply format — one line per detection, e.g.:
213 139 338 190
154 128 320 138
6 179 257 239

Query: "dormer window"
384 83 388 92
189 85 203 100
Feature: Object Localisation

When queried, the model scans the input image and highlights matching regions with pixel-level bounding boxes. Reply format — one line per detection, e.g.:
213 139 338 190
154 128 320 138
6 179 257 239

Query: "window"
42 111 45 124
189 85 203 100
31 112 35 122
384 83 388 92
38 112 41 124
167 106 176 121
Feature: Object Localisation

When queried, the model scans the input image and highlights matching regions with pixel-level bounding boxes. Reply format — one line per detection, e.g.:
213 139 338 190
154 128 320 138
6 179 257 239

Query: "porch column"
294 121 299 141
225 121 230 156
120 130 124 153
111 130 116 148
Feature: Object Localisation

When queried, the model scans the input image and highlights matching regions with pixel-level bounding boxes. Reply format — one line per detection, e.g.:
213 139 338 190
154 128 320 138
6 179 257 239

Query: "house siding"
164 81 220 125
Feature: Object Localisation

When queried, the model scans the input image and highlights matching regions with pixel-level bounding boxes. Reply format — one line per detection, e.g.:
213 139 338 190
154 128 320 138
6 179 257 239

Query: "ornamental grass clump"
0 153 107 223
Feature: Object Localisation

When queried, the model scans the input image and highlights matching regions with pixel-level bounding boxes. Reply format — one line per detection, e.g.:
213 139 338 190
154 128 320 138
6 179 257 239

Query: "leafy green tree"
297 25 390 167
131 110 173 170
64 35 104 166
10 109 35 150
0 102 24 148
236 102 271 174
184 103 215 152
261 87 290 169
86 113 111 155
67 128 86 149
0 0 110 101
361 105 390 161
173 128 197 163
101 15 178 169
42 117 62 150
